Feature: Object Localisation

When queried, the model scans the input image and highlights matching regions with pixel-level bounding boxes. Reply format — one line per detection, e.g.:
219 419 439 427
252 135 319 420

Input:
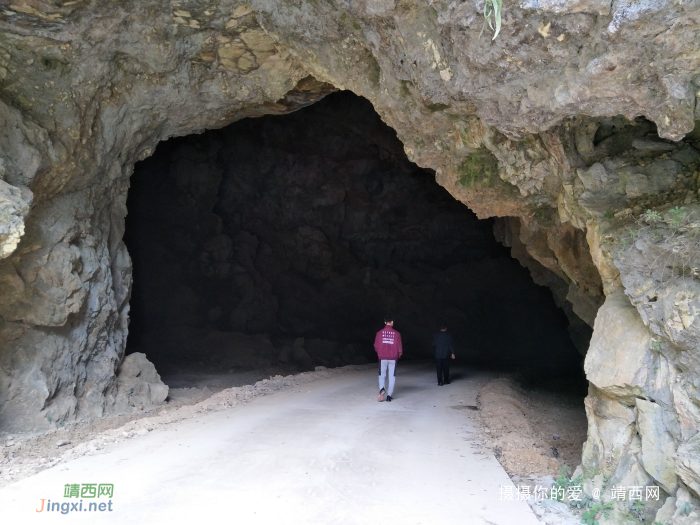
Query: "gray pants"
378 360 396 396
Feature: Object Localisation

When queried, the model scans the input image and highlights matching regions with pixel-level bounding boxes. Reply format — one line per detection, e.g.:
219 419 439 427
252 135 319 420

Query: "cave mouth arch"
123 90 587 394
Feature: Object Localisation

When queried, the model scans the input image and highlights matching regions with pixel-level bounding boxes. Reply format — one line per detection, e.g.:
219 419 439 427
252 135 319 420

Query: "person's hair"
439 322 447 330
384 315 394 324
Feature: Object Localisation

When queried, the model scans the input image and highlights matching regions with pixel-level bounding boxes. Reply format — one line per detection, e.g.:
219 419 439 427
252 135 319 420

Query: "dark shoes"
378 388 386 402
438 382 443 386
445 381 451 385
386 395 392 402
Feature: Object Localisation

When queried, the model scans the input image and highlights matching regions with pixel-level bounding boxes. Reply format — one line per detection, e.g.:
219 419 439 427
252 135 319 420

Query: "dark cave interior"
123 91 588 389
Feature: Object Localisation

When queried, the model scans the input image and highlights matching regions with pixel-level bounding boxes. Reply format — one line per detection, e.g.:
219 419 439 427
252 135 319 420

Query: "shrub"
642 209 663 224
667 206 687 229
458 148 499 189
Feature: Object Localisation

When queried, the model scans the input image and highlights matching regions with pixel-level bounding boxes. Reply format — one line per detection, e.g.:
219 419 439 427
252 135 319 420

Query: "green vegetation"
550 465 573 501
571 494 594 510
458 148 499 189
680 502 693 516
482 0 502 40
339 12 362 33
630 500 645 521
581 502 614 525
424 102 451 112
604 210 615 219
668 206 687 228
581 507 600 525
642 209 663 224
533 206 552 221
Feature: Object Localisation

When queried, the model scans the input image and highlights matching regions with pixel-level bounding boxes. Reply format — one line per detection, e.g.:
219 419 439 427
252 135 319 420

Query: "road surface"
0 363 540 524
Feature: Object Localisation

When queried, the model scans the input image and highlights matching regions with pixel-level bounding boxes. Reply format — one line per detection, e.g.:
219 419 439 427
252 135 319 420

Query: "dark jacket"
374 326 403 360
432 331 453 359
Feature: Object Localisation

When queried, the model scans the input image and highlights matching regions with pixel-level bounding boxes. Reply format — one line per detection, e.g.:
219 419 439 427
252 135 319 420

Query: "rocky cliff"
1 0 700 522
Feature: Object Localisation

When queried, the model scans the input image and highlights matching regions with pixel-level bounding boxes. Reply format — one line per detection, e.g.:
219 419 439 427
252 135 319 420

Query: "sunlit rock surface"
1 0 700 519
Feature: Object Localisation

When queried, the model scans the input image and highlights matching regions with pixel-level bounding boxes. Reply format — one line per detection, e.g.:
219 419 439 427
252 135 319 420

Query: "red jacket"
374 325 403 360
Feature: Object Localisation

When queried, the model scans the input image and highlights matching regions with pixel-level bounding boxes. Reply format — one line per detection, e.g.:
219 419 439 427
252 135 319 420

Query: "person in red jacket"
374 315 403 402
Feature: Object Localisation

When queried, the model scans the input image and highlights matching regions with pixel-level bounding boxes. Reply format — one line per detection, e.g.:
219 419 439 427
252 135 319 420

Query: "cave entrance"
123 91 588 475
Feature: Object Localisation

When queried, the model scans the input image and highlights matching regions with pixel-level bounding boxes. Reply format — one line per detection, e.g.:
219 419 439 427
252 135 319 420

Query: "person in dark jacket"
432 323 455 386
374 315 403 402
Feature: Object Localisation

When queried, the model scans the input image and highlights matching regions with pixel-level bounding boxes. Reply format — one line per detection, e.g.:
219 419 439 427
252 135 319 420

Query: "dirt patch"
0 364 373 489
476 377 587 478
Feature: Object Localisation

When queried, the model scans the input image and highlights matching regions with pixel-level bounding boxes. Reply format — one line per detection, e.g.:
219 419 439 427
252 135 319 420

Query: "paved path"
0 363 540 524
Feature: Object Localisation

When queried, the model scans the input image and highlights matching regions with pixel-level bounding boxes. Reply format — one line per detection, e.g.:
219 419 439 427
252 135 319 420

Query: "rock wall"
1 0 700 520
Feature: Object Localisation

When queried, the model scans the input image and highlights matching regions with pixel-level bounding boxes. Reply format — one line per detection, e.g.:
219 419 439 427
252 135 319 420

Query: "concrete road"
0 363 540 524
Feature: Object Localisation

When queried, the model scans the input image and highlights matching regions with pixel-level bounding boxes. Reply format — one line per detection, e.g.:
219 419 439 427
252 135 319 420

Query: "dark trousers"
436 358 450 385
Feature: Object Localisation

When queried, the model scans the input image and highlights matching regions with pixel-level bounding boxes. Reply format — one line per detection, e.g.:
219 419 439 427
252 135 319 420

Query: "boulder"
292 346 314 371
584 291 651 401
114 353 168 411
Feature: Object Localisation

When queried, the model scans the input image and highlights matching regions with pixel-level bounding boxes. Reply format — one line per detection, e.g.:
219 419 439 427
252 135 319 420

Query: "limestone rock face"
114 353 169 411
0 179 32 259
1 0 700 514
636 398 678 494
676 432 700 499
581 386 637 478
584 291 651 401
582 221 700 515
667 486 700 525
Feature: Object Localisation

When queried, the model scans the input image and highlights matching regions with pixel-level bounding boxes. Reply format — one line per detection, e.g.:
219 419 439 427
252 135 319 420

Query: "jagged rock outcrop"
113 352 169 411
0 179 32 259
1 0 700 520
